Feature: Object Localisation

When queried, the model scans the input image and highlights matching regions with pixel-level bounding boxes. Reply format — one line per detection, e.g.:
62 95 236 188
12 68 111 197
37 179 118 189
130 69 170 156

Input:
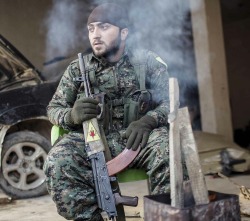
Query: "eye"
100 23 110 30
88 26 94 33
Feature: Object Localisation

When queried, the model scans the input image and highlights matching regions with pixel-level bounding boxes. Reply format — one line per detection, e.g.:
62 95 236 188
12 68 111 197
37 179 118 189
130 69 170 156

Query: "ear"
121 28 129 41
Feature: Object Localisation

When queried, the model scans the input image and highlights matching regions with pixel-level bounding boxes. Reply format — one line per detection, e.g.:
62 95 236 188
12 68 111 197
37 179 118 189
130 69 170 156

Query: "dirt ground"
0 174 250 221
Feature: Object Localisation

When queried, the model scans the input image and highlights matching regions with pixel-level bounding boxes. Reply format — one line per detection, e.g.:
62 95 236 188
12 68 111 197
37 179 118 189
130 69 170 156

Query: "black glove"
122 115 157 151
67 97 100 125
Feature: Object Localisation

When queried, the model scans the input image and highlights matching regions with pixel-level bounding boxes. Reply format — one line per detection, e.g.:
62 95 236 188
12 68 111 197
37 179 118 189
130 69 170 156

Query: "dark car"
0 35 59 199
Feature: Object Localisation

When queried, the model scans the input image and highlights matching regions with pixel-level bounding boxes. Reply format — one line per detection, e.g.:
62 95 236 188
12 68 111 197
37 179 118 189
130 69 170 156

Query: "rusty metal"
144 191 241 221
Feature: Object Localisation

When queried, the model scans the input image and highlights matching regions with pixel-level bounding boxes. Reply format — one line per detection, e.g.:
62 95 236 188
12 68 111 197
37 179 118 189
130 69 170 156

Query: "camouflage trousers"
43 127 170 220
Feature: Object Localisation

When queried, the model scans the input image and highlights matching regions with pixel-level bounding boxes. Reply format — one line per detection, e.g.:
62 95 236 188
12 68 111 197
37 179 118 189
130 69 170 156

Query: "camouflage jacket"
47 48 170 134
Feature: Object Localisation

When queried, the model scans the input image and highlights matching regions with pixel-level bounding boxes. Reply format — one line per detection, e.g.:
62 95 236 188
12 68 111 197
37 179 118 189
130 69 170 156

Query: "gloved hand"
122 115 157 151
67 97 100 125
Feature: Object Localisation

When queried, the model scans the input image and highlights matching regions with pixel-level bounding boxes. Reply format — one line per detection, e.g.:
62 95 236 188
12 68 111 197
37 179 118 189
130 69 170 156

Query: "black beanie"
87 3 129 28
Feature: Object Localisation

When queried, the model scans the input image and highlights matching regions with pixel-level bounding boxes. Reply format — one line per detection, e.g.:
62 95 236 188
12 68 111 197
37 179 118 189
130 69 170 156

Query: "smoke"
44 0 201 128
122 0 200 112
44 0 90 61
126 1 194 74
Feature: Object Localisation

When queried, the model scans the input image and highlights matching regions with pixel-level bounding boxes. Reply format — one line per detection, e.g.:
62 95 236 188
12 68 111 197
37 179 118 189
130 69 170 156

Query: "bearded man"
44 3 170 221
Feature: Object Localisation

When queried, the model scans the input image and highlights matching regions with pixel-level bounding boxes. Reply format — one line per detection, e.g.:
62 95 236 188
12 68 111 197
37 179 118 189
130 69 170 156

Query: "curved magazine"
107 146 141 176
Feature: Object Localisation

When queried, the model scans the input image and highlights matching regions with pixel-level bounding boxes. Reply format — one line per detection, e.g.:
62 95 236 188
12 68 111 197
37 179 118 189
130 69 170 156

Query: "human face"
88 22 122 58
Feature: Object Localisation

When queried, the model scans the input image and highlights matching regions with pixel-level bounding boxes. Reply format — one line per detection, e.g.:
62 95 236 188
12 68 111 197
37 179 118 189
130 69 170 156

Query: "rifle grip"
114 193 138 207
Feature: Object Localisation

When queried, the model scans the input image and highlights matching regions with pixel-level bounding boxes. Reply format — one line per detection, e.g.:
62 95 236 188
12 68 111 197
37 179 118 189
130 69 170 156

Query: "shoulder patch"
155 56 168 68
147 50 168 68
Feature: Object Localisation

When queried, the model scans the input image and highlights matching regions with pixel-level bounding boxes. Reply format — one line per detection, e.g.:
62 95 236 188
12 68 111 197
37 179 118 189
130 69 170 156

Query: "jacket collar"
89 48 130 67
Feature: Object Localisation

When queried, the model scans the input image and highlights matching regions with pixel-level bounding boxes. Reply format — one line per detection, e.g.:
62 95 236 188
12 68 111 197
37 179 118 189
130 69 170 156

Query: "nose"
92 27 101 38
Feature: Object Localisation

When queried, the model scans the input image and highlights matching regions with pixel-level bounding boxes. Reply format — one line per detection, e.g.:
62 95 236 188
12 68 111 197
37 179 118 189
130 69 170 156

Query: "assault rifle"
75 53 139 220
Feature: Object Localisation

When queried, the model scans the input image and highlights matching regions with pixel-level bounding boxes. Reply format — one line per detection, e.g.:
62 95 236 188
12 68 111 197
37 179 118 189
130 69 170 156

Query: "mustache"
93 40 104 45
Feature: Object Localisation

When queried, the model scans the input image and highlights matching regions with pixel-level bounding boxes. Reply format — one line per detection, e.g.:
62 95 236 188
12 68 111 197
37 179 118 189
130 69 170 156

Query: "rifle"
75 53 139 220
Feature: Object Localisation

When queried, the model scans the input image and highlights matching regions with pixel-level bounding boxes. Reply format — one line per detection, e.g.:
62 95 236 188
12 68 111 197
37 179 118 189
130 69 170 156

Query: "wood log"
178 107 209 205
239 186 250 216
168 78 184 208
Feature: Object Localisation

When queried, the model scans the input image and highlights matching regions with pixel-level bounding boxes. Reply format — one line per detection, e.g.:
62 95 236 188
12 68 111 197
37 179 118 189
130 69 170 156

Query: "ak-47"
75 53 139 220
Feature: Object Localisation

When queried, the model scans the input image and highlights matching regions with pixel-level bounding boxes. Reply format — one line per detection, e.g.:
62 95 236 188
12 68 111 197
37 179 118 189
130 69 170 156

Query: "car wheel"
0 131 51 199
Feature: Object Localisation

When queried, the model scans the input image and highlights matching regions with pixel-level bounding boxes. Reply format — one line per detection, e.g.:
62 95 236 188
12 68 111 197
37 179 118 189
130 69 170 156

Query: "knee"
147 127 168 144
147 127 169 152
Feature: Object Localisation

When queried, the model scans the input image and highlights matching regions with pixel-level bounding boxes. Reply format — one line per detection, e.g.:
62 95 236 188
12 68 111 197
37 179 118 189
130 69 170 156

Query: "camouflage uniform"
44 49 170 220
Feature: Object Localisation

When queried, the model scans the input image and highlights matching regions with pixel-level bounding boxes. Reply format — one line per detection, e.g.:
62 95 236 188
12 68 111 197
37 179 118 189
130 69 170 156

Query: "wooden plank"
178 107 209 205
168 78 184 208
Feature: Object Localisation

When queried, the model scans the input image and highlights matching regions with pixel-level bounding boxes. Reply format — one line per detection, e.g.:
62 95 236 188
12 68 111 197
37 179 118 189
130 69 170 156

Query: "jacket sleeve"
47 60 82 131
145 51 170 127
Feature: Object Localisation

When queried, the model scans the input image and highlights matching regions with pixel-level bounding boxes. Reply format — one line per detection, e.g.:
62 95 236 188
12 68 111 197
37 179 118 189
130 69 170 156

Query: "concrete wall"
220 0 250 146
223 12 250 131
190 0 233 140
0 0 52 70
0 0 92 77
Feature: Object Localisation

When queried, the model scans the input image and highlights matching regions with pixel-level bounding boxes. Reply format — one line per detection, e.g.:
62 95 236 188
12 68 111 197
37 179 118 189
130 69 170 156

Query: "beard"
102 42 120 59
92 34 121 59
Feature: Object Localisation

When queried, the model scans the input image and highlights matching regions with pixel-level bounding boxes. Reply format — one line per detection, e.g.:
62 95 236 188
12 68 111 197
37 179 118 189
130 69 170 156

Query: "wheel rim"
2 142 47 190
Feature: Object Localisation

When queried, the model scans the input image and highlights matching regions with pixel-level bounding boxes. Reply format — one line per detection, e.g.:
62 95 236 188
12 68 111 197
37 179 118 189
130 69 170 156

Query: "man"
44 3 170 221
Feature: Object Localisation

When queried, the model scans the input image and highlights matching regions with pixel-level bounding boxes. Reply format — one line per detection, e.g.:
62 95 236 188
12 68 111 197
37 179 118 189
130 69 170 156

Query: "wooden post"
189 0 233 140
168 78 184 208
179 107 209 205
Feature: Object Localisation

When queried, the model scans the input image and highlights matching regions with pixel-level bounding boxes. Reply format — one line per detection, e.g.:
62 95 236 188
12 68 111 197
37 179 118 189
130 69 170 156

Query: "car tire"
0 131 51 199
